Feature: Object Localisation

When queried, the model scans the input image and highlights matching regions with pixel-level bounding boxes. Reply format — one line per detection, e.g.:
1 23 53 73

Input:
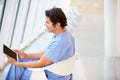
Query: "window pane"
0 0 6 31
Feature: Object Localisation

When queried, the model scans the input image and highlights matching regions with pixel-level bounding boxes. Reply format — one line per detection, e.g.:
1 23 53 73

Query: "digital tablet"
3 44 17 61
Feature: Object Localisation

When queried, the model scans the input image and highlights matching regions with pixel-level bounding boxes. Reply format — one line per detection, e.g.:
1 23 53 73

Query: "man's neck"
54 28 66 35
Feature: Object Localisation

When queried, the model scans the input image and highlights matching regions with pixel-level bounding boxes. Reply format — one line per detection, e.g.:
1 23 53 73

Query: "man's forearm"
25 51 45 59
13 54 53 68
15 61 43 68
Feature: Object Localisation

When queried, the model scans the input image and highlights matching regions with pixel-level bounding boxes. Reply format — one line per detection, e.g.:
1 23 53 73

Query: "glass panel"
0 0 6 31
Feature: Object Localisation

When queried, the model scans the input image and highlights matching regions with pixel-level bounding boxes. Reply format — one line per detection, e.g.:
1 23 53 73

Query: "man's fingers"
13 49 19 53
13 50 22 55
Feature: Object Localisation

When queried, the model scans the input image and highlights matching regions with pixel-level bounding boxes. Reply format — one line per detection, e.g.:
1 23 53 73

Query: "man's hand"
7 56 17 65
14 50 27 59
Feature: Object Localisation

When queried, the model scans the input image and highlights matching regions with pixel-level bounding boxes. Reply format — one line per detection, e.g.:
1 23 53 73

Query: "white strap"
45 54 75 75
29 55 76 80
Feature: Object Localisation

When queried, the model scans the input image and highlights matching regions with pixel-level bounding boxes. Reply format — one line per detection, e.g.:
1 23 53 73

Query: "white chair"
28 55 76 80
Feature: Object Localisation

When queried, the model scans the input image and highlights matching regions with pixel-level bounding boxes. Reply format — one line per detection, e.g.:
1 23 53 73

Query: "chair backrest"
45 54 76 76
29 54 76 80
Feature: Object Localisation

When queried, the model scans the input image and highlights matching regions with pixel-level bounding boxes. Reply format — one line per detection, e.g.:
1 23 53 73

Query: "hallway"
71 0 105 79
0 0 120 80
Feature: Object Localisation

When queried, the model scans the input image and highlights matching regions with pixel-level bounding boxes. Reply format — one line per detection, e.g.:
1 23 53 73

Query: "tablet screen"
3 44 17 61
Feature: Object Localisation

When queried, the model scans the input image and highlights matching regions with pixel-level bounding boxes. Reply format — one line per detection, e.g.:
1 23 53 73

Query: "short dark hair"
45 7 67 28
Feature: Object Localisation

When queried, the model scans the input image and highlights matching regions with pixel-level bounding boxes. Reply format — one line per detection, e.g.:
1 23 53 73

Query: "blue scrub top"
44 30 75 80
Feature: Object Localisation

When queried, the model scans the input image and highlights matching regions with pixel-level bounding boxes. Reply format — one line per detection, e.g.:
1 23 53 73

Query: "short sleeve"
44 41 70 63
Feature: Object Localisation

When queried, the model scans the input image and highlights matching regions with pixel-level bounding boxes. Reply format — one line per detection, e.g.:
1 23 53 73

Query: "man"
5 7 75 80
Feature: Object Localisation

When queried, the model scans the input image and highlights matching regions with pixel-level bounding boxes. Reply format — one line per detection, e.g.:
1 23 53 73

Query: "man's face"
45 16 55 32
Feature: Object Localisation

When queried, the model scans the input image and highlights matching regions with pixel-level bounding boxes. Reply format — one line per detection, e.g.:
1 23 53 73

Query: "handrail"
0 60 9 71
21 29 47 51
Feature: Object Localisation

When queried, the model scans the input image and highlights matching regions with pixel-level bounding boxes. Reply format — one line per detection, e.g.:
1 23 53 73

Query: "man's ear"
55 22 60 27
53 22 59 28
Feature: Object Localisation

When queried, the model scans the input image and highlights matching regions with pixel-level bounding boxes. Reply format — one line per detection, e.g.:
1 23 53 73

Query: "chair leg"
69 74 72 80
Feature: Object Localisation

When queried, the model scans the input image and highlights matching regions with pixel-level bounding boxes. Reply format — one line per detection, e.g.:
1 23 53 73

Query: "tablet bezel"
3 44 17 61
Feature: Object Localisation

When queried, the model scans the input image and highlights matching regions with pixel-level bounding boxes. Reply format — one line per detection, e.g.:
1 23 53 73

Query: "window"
0 0 6 31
